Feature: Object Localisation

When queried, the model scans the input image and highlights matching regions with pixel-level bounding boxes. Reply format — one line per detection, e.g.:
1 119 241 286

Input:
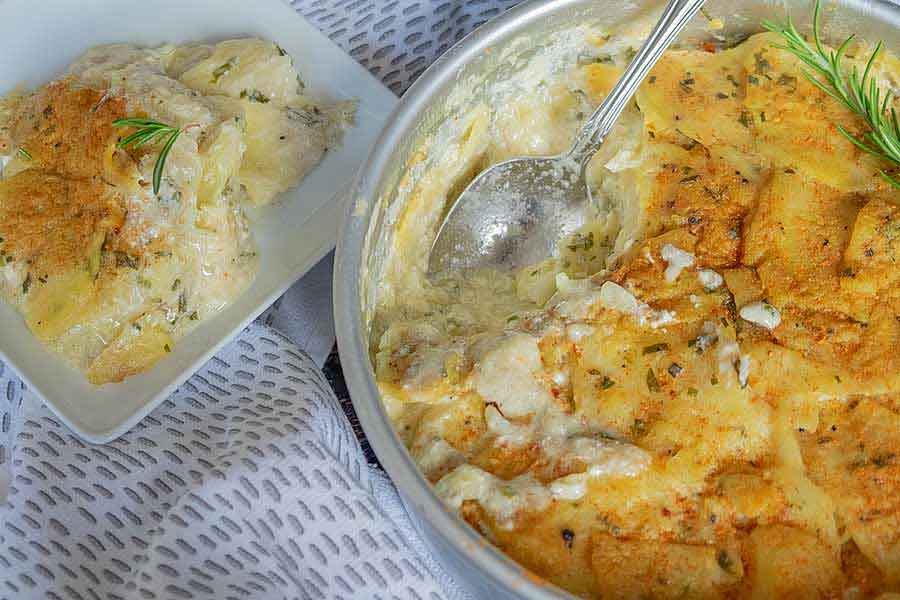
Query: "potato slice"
238 102 328 206
746 525 841 600
87 321 173 384
590 533 741 599
178 38 300 105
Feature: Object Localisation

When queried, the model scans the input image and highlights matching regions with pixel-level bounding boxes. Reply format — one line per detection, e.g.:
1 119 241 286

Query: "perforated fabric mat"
291 0 523 94
0 326 469 599
0 0 530 598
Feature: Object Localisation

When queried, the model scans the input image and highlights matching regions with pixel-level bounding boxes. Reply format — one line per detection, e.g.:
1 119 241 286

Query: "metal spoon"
428 0 706 276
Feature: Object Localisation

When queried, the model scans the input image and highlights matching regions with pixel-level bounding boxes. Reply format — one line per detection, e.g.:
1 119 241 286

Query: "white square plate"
0 0 397 442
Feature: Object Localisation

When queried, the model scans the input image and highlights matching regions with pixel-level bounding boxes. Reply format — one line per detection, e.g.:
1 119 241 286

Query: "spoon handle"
568 0 706 165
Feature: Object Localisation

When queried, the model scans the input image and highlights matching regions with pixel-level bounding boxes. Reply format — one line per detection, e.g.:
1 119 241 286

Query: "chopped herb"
648 75 657 84
848 457 867 471
725 73 740 88
567 231 595 252
16 147 32 160
211 57 237 83
737 109 754 128
275 43 288 57
115 251 139 270
679 74 696 94
646 368 660 392
680 174 700 184
717 550 733 572
715 92 729 99
872 453 896 468
189 311 199 321
631 419 647 435
287 107 326 127
753 51 772 75
710 375 719 385
171 278 181 291
748 74 760 85
601 376 615 390
687 387 699 396
704 185 726 202
643 342 670 354
776 73 798 90
163 344 171 353
178 292 187 314
22 273 32 294
240 89 270 103
668 363 683 377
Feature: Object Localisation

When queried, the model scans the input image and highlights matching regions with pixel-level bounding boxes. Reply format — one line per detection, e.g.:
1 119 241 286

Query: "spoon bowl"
428 154 589 274
427 0 706 278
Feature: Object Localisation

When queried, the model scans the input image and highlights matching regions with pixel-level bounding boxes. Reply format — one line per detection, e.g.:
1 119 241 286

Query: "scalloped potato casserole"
0 38 352 384
373 20 900 600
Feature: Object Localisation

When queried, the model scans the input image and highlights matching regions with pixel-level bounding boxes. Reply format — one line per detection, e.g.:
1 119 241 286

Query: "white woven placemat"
291 0 522 94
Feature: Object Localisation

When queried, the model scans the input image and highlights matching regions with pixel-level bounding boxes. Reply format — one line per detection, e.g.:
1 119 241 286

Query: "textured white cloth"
259 251 337 368
0 325 469 600
0 0 530 597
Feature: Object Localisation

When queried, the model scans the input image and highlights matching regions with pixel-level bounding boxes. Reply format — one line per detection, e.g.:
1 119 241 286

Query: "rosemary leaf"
113 118 181 195
762 0 900 187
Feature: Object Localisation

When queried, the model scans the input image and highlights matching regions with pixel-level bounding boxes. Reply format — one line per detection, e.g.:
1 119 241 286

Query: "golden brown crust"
0 169 124 280
9 78 128 181
0 79 132 283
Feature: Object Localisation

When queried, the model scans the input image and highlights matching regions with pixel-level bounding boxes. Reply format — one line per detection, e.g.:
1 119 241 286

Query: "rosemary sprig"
112 118 181 195
762 0 900 187
16 147 31 160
